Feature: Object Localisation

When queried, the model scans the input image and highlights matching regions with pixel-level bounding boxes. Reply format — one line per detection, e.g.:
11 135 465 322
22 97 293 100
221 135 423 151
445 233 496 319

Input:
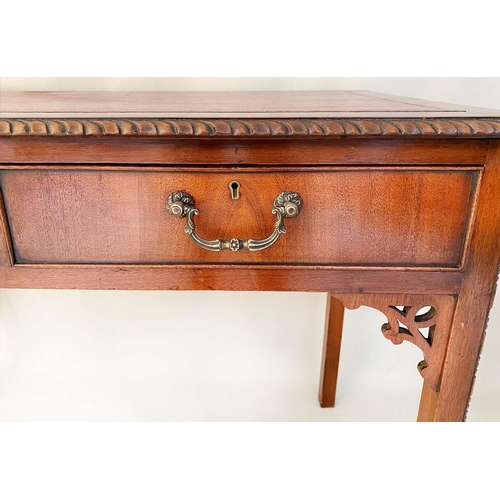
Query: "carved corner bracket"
331 294 456 391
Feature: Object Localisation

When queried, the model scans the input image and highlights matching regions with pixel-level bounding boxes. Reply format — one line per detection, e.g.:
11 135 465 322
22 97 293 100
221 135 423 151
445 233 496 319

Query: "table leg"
416 282 497 422
418 142 500 421
319 293 344 407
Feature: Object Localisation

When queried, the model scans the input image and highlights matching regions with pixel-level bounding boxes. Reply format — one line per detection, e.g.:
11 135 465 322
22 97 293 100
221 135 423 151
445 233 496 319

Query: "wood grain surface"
0 265 462 294
0 169 476 266
426 142 500 421
1 90 500 421
319 294 345 408
0 90 467 116
0 138 489 165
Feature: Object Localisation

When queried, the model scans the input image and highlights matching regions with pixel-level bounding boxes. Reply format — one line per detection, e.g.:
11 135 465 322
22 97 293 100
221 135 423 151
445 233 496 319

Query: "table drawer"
0 168 477 266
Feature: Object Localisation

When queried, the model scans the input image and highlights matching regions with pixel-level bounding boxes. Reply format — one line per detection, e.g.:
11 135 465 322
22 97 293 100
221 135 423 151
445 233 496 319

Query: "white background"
1 78 499 422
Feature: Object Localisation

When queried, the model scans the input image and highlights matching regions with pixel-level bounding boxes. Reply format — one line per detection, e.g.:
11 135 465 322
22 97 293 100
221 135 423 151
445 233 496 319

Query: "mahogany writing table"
1 90 500 421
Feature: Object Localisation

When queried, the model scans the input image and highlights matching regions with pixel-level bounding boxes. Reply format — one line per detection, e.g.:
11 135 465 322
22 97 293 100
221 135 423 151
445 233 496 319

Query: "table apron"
0 264 462 294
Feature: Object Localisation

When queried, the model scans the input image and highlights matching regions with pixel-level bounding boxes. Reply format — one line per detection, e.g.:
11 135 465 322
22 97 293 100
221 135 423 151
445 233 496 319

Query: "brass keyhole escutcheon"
229 181 240 200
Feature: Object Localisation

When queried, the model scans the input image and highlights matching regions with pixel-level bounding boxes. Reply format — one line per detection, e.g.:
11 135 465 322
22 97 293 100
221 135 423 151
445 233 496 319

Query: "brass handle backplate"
167 191 303 252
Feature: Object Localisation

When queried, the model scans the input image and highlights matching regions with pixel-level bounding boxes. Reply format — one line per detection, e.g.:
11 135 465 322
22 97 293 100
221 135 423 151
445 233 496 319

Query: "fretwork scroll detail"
331 294 457 392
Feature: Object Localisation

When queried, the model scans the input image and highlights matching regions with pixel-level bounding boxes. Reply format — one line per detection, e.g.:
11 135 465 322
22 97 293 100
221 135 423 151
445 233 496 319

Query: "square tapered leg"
319 294 345 408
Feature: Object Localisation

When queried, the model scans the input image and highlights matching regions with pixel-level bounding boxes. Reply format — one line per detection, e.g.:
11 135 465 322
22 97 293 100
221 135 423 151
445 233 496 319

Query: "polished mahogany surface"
0 90 469 117
1 90 500 422
0 169 475 266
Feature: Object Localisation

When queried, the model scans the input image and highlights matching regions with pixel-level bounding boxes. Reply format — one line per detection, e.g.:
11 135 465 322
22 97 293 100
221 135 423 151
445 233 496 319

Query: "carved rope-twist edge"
1 118 500 137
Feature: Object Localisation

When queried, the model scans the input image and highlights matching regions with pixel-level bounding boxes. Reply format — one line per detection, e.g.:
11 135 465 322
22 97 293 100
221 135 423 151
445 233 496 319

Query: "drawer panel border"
0 166 482 269
0 186 15 266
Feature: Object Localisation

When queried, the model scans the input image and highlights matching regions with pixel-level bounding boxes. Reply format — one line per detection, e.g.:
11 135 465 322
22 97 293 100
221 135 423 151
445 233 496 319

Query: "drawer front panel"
0 169 476 266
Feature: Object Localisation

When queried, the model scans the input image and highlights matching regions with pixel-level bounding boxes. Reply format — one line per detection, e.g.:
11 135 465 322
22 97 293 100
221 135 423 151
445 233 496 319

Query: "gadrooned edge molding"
1 118 500 137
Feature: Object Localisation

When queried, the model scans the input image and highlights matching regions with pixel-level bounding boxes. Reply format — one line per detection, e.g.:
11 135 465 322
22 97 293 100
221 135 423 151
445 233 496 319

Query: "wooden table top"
1 90 499 138
1 90 500 119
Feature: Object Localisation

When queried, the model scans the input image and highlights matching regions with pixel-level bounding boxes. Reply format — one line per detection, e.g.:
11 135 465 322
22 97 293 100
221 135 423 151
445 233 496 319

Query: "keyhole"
229 181 240 200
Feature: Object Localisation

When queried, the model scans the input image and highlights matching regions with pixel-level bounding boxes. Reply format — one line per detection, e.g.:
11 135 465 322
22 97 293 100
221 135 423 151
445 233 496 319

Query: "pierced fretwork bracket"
331 294 457 391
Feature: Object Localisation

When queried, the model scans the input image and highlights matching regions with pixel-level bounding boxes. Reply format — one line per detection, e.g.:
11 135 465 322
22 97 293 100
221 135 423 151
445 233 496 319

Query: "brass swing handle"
167 191 303 252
